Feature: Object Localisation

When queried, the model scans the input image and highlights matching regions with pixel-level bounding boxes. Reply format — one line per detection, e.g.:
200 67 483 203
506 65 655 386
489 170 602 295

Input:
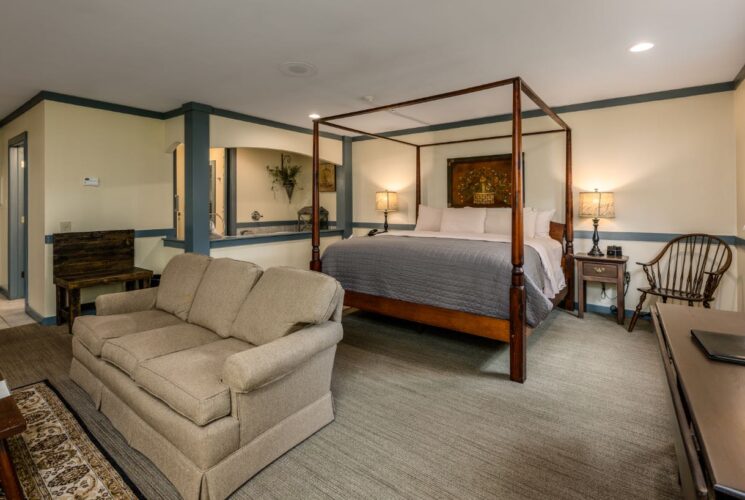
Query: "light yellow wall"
44 101 172 233
175 144 185 239
236 148 336 224
735 82 745 311
210 115 343 165
353 91 740 311
39 102 174 316
0 102 45 314
209 117 343 267
211 235 341 269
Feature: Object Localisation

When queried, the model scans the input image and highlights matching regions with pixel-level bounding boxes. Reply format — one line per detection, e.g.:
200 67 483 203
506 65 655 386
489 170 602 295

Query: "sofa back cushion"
230 267 342 345
188 258 262 337
156 253 211 320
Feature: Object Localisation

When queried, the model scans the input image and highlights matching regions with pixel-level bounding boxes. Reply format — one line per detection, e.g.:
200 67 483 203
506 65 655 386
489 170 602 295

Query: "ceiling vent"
279 61 318 77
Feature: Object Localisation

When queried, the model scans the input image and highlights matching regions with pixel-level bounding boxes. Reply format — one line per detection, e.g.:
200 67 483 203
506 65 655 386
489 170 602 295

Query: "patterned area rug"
0 381 141 499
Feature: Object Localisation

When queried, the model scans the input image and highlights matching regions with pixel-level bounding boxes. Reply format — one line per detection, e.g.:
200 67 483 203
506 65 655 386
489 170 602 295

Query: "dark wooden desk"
0 394 26 500
653 304 745 499
575 253 628 324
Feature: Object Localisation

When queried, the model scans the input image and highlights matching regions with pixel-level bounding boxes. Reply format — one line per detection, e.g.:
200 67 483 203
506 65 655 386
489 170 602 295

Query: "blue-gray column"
336 136 353 238
183 103 211 254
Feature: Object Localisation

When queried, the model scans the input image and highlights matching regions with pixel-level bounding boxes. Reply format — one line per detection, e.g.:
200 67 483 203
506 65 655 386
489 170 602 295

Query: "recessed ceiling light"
279 61 318 77
629 42 654 53
309 113 321 120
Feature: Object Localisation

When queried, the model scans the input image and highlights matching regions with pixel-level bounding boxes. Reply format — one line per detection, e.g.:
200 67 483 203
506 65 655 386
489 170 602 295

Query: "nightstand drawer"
582 262 617 278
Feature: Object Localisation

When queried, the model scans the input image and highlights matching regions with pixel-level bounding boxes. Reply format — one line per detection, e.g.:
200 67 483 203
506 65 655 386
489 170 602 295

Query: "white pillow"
535 209 556 238
484 207 537 238
485 208 511 234
415 205 442 231
440 207 486 233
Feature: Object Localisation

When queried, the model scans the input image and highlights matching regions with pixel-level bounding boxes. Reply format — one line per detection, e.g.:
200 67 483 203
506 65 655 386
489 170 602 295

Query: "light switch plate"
83 176 100 187
60 221 72 232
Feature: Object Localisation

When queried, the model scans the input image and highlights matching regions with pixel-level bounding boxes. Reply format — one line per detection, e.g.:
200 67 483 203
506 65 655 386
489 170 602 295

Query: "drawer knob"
594 266 606 273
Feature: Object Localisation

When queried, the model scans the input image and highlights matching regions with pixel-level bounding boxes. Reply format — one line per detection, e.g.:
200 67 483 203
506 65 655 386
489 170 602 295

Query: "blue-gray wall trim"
348 225 740 244
184 107 211 254
351 81 735 142
0 91 164 128
574 302 638 319
25 304 57 326
226 148 238 236
0 93 45 128
0 93 345 142
164 229 344 249
44 228 175 244
735 62 745 89
574 230 736 245
236 220 299 228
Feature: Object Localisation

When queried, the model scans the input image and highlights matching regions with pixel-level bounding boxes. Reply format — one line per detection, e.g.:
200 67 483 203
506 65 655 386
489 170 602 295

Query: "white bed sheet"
382 230 566 298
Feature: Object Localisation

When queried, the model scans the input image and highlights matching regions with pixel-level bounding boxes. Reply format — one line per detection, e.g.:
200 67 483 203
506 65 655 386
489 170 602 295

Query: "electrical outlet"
60 221 72 232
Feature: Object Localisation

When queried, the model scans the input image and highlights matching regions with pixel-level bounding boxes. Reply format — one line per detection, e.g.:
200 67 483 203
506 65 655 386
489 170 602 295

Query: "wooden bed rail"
310 76 572 383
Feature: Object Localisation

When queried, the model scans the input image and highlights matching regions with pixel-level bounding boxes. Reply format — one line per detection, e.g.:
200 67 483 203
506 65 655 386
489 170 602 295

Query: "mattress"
321 231 565 327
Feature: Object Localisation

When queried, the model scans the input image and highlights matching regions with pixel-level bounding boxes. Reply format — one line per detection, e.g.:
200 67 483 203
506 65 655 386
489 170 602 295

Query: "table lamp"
375 190 399 232
579 189 615 256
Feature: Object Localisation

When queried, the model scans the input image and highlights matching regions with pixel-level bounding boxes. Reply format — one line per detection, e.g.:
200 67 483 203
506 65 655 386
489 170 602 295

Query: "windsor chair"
628 234 732 332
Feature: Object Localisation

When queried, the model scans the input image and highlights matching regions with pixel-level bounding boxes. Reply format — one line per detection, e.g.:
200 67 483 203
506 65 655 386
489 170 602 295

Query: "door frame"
7 132 28 302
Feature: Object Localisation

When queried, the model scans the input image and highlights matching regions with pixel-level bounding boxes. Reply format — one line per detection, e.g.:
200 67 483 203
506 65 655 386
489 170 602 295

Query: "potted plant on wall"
267 153 302 202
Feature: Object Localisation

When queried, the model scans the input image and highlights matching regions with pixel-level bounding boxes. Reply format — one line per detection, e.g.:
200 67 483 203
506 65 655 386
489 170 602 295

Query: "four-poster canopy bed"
309 77 573 383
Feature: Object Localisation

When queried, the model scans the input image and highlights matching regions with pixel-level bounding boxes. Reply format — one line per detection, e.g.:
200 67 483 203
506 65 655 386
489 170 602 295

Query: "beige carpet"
0 310 680 499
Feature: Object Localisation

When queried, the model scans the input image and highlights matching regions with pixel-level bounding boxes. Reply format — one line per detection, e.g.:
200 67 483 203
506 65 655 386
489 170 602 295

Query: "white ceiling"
1 0 744 132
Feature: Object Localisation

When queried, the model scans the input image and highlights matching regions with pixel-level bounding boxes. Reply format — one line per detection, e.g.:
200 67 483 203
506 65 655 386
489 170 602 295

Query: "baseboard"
573 301 648 319
25 304 57 326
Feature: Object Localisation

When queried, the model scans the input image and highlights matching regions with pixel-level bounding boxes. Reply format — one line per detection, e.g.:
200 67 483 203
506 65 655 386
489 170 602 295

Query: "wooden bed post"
510 78 527 383
416 146 421 219
310 120 322 271
563 129 574 310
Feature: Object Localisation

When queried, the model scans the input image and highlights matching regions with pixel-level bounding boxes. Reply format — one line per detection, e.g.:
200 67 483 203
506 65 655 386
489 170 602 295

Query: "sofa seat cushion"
231 267 343 345
74 310 183 356
136 338 252 426
102 324 220 378
156 253 212 321
188 258 262 337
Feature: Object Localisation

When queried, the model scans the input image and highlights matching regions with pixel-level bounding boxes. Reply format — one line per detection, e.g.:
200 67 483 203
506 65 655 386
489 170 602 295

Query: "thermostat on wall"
83 177 100 187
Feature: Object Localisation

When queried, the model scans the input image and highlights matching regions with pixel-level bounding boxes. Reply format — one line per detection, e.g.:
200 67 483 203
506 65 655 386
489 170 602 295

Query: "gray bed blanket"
322 235 553 327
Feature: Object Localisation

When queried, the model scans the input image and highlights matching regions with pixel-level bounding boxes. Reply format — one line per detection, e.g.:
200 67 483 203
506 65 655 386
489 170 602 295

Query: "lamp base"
588 217 604 256
383 210 389 232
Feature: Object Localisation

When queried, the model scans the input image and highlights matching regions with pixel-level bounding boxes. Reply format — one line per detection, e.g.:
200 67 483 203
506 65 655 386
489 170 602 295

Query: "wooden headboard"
549 221 566 248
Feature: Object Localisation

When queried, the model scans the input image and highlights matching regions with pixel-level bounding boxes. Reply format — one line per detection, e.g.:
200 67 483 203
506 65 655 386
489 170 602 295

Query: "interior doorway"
8 132 28 301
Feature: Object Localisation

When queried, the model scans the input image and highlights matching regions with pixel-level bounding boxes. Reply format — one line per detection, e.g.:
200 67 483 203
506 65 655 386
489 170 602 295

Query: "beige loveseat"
69 253 344 500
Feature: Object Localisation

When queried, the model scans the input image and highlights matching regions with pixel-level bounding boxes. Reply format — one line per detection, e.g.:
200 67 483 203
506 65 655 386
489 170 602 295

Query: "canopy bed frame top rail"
309 76 573 383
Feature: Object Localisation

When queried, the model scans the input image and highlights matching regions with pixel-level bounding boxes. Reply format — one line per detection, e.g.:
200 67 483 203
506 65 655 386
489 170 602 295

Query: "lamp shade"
375 191 399 212
579 190 615 218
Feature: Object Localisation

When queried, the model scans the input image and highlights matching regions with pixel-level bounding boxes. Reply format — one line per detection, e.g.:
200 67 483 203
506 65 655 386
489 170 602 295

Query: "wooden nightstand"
575 253 629 325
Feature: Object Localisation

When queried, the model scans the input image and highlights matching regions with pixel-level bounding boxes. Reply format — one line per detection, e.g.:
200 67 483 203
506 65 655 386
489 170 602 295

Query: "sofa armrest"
223 321 343 392
95 287 158 316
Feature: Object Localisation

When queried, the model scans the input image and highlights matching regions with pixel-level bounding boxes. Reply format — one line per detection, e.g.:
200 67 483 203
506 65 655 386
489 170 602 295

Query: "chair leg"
628 292 647 332
703 301 711 309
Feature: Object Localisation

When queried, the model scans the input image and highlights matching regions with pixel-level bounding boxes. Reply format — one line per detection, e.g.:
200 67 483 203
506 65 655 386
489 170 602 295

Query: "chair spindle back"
642 234 731 299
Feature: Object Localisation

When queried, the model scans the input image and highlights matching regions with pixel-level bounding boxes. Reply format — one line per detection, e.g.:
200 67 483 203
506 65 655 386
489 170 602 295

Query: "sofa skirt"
71 354 335 500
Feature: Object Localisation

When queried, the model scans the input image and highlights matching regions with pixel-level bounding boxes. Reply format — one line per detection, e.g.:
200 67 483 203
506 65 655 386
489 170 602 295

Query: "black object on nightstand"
575 252 629 325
